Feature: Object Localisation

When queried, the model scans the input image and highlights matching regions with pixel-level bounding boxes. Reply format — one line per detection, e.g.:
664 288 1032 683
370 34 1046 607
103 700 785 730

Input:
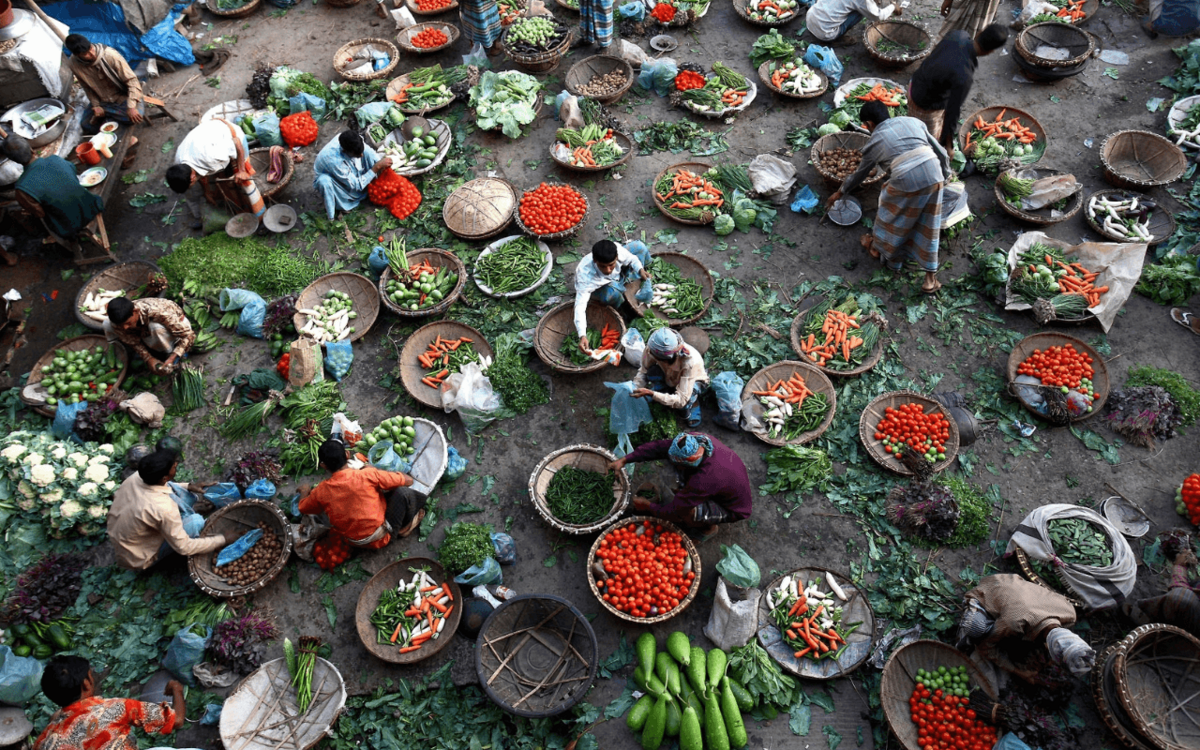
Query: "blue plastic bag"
203 482 243 508
445 445 468 480
992 735 1034 750
368 440 411 473
324 340 354 382
244 479 277 499
0 645 43 705
355 101 395 128
635 280 654 303
804 46 843 85
289 92 327 120
199 703 224 725
54 400 87 440
554 90 572 119
454 556 503 586
638 58 680 97
790 184 819 214
168 481 197 515
162 624 211 686
605 381 653 457
491 532 516 564
368 245 390 278
216 529 264 567
619 1 645 19
252 112 283 147
711 371 744 430
219 288 267 339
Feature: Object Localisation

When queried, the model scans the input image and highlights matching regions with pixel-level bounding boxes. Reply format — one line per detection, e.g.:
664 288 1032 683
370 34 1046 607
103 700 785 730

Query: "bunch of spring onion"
997 172 1034 202
283 636 322 713
170 363 206 413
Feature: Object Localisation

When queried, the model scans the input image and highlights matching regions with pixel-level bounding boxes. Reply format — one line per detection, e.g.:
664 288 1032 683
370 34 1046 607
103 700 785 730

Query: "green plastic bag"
715 544 760 589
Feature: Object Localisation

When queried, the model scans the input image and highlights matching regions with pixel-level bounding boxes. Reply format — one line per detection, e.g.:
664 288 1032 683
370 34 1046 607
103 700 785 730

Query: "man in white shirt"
573 239 652 353
805 0 899 42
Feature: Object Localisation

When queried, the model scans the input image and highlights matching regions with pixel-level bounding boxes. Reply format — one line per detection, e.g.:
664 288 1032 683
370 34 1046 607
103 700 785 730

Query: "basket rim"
354 557 462 664
1167 95 1200 150
811 131 886 187
1114 622 1200 750
373 118 452 178
554 0 579 11
1012 546 1086 607
334 38 401 81
564 55 635 104
789 301 886 376
857 389 960 475
292 272 381 343
396 22 461 54
528 444 631 534
1005 331 1110 421
1084 189 1177 244
74 260 162 330
1093 641 1164 750
473 235 553 298
863 19 934 67
732 0 801 26
623 251 715 325
1100 129 1188 188
247 146 294 199
513 183 589 240
219 656 346 749
378 248 467 318
532 301 627 374
1016 21 1096 68
398 321 494 408
187 499 293 598
22 335 130 417
206 0 260 17
405 0 459 14
993 167 1084 225
549 130 635 171
387 73 456 114
742 360 838 446
958 105 1048 163
586 516 702 624
500 18 572 63
443 177 517 240
651 161 716 225
757 60 828 100
881 640 998 750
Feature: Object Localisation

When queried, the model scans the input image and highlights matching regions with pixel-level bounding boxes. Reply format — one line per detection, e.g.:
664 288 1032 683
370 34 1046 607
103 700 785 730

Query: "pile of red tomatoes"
874 402 952 463
909 679 998 750
1016 343 1095 391
518 183 586 236
593 520 695 619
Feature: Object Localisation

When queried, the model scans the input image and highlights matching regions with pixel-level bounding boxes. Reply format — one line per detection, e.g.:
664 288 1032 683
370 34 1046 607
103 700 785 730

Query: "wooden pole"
16 0 68 43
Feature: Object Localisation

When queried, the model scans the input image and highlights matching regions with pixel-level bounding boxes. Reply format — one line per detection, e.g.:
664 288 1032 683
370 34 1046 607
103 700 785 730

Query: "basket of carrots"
741 361 837 446
652 162 722 225
858 391 960 476
959 106 1047 173
1039 0 1099 23
533 301 626 375
789 295 887 376
355 557 462 664
398 321 494 408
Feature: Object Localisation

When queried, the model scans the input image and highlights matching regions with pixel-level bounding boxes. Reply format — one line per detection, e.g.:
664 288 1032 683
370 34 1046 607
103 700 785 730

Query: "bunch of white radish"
649 283 684 315
297 290 358 343
1087 194 1154 241
78 288 125 321
766 571 847 632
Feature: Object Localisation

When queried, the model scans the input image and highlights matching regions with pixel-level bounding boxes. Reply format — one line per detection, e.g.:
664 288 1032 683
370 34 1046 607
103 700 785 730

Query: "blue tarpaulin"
42 0 196 65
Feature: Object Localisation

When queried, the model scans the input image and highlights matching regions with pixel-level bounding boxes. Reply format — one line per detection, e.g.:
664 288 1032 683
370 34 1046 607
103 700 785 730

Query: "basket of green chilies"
473 235 553 299
789 295 887 376
623 252 714 326
529 444 630 534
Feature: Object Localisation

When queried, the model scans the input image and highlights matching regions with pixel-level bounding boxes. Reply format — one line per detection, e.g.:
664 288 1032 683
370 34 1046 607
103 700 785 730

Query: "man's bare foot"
861 234 879 259
922 276 942 294
1 249 16 266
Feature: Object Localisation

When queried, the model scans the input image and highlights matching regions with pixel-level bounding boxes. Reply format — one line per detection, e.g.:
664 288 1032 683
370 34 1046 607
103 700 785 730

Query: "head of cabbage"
714 214 735 236
732 198 758 232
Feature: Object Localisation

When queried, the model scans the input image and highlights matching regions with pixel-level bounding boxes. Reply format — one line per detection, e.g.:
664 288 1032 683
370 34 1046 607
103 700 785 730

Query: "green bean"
545 466 614 525
476 237 548 294
783 392 829 440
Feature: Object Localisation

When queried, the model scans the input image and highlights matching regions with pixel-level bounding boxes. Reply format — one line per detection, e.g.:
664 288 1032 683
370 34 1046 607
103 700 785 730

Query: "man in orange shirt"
297 440 423 549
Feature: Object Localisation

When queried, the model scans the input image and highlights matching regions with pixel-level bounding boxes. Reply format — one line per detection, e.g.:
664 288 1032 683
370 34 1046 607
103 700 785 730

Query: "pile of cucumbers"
628 632 749 750
384 267 458 311
360 415 419 460
6 620 74 659
39 345 122 407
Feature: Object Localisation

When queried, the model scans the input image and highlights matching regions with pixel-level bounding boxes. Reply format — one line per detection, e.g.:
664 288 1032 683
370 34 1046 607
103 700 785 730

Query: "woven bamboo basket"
247 147 294 200
1113 624 1200 750
207 0 260 19
513 183 589 240
994 168 1083 225
326 0 361 7
333 39 400 82
1012 546 1086 607
959 106 1047 164
396 22 461 55
500 18 572 74
882 641 998 750
683 79 757 119
1016 22 1095 68
863 20 933 68
1100 130 1187 189
21 336 129 417
554 0 579 11
379 248 466 318
405 0 458 14
1005 332 1110 421
565 56 634 104
1094 642 1162 750
355 557 462 664
219 657 346 750
756 566 876 680
733 0 800 26
399 321 493 408
652 162 716 226
1012 48 1090 82
812 132 885 188
475 594 598 717
549 131 635 171
533 302 625 374
528 444 630 534
474 235 553 298
443 178 517 240
586 517 701 624
293 273 380 343
757 61 828 100
742 361 837 446
858 390 959 475
187 500 293 598
74 261 162 330
789 302 887 376
623 252 714 325
387 74 456 115
372 118 451 178
1085 190 1177 244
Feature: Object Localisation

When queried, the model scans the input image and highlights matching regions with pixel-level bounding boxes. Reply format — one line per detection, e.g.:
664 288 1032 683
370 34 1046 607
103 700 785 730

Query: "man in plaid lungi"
580 0 616 47
460 0 503 49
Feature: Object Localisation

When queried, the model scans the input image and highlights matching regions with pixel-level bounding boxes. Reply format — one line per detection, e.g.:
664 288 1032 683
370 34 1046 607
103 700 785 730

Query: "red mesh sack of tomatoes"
312 533 351 570
279 111 319 148
1177 473 1200 524
873 402 952 464
368 168 403 206
675 70 705 91
519 183 587 236
593 520 695 619
389 176 422 220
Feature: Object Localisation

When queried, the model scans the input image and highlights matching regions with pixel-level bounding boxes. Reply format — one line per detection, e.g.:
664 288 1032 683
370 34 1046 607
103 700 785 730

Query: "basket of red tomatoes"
858 390 959 476
586 516 701 624
1006 332 1109 422
881 640 1000 750
514 182 589 240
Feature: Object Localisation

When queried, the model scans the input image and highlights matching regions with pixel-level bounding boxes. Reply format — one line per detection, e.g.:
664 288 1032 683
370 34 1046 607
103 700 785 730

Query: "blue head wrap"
668 433 712 466
647 328 686 360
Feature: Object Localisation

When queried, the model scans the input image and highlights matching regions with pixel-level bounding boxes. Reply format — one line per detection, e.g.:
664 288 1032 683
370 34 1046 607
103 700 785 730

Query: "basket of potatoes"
811 132 885 189
189 500 293 598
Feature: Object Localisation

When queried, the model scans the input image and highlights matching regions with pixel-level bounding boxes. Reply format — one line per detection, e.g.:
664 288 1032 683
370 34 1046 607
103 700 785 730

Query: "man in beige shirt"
631 328 709 427
104 297 195 375
65 34 144 132
107 450 232 571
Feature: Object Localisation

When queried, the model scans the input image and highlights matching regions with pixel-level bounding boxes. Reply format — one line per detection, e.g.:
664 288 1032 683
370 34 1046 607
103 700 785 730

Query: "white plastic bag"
621 329 646 368
703 578 762 651
441 361 502 434
747 154 797 205
560 96 585 130
390 6 417 29
463 43 488 67
1045 627 1095 675
1015 0 1060 25
614 40 648 68
1015 170 1080 211
332 413 363 447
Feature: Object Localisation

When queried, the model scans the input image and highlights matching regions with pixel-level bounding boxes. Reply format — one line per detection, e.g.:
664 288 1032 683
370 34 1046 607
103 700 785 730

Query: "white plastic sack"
390 6 417 29
703 578 761 651
121 393 166 428
1018 172 1081 211
332 413 363 446
441 362 502 434
614 40 648 68
291 517 330 563
747 154 797 205
621 329 646 368
560 95 585 130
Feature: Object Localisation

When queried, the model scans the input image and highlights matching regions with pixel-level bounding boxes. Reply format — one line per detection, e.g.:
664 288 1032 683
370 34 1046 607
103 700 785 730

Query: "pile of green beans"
476 237 548 294
370 587 416 644
784 392 830 440
648 259 705 319
291 636 322 713
171 364 206 413
545 466 616 525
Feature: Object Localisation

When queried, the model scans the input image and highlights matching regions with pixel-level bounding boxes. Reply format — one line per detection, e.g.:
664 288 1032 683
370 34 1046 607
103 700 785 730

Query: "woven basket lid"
444 178 517 238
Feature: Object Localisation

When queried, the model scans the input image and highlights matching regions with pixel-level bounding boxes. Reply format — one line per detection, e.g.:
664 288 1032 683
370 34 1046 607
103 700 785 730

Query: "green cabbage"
714 214 735 236
829 111 852 129
733 198 757 233
818 123 841 136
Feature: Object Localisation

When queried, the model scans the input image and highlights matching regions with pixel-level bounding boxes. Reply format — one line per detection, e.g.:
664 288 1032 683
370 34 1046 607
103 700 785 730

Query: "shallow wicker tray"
1101 130 1187 189
513 184 589 240
405 0 458 14
74 261 161 330
219 657 345 750
475 594 598 718
248 147 294 200
789 302 886 376
354 557 462 664
733 0 800 26
207 0 260 18
334 39 400 82
1086 190 1177 244
554 0 578 11
757 60 828 100
812 131 885 189
756 566 875 680
1094 642 1162 750
1114 624 1200 750
863 20 932 68
1012 546 1086 607
1006 332 1110 421
959 106 1048 165
881 641 998 750
533 301 626 374
501 18 572 74
21 336 129 417
565 56 634 104
474 235 553 298
529 444 630 534
444 178 517 239
742 361 837 446
188 500 292 598
293 273 380 343
375 118 452 178
994 168 1083 225
387 74 455 115
379 248 467 318
1016 21 1095 68
652 162 716 226
586 516 702 624
396 22 461 55
683 78 757 119
399 321 493 409
623 252 714 326
832 76 905 108
549 131 635 172
858 390 959 475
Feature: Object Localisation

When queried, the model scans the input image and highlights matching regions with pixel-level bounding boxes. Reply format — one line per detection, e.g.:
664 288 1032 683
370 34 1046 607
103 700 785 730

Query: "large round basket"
513 183 589 240
652 162 716 225
833 76 905 108
354 557 462 664
881 641 998 750
247 147 294 200
443 178 517 240
1012 47 1090 82
219 657 346 750
994 167 1083 225
533 302 626 374
742 361 837 446
395 22 461 55
1006 332 1110 421
74 261 162 330
549 131 635 171
863 20 933 68
1114 624 1200 750
500 18 572 74
187 500 293 598
333 39 400 82
379 248 466 318
372 118 452 177
565 56 634 104
387 74 455 115
21 336 129 417
789 302 887 376
586 516 702 624
756 567 876 680
474 235 553 298
1086 190 1177 244
757 60 828 100
1167 95 1200 151
859 390 959 475
1012 546 1086 607
959 106 1047 164
293 273 380 343
529 444 630 534
206 0 260 19
733 0 801 26
1100 130 1188 189
684 79 757 119
1094 641 1162 750
1016 22 1095 68
326 0 361 8
399 321 492 408
554 0 579 12
475 594 598 717
623 252 714 325
812 132 885 189
405 0 458 14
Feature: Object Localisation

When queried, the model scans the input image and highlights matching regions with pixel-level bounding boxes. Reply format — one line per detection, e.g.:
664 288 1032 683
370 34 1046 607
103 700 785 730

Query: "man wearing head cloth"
631 328 709 427
608 432 752 541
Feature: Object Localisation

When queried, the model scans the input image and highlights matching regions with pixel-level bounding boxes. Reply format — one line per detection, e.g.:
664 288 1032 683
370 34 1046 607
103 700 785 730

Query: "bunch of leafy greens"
437 522 494 574
267 67 332 114
489 333 550 417
750 29 798 67
727 641 801 713
1161 39 1200 97
1126 365 1200 425
632 121 731 156
1134 253 1200 305
469 71 542 138
940 477 997 547
5 554 87 624
326 79 389 121
760 445 833 495
159 235 334 298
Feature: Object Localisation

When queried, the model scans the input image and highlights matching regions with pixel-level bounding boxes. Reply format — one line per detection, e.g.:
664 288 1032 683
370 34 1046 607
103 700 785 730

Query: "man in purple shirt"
608 432 752 542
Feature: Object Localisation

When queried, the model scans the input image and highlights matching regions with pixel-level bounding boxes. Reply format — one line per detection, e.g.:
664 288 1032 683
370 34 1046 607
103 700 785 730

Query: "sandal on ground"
1171 308 1200 335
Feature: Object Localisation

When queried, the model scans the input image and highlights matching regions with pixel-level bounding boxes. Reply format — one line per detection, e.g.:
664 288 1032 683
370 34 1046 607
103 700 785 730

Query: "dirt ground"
3 0 1200 747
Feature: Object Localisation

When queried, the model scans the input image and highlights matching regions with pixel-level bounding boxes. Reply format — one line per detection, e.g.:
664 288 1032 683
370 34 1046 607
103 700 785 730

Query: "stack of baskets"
863 21 933 69
333 39 400 81
443 178 517 240
1014 22 1095 81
